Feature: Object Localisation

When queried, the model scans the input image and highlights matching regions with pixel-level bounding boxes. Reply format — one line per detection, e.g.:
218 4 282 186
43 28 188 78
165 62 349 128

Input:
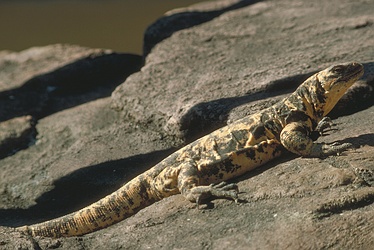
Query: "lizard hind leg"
177 161 239 206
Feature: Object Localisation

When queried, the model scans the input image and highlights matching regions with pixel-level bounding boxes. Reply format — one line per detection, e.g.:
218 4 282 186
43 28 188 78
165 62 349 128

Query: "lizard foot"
186 182 239 207
321 142 352 156
315 117 334 135
311 117 336 141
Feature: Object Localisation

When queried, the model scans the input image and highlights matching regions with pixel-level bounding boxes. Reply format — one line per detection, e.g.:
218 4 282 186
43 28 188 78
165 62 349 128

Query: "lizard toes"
212 182 238 191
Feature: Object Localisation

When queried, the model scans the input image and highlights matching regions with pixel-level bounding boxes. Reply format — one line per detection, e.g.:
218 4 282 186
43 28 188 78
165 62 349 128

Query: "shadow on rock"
144 0 262 56
0 52 142 158
0 148 175 227
0 52 142 123
0 116 36 160
339 133 374 148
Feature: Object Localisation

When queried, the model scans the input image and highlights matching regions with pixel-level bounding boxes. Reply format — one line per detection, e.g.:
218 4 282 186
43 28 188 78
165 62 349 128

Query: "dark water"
0 0 202 54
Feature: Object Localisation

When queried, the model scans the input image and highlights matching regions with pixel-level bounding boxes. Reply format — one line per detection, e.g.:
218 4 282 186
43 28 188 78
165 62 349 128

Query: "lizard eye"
331 65 345 74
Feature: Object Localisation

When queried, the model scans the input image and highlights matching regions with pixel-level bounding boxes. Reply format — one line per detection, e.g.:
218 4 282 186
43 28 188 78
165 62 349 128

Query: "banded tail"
17 173 161 237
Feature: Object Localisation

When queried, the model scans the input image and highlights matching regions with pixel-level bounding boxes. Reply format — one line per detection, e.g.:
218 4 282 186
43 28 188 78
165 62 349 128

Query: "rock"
0 116 35 159
112 0 374 141
0 44 142 166
1 0 374 249
0 44 142 122
143 0 260 56
0 227 38 250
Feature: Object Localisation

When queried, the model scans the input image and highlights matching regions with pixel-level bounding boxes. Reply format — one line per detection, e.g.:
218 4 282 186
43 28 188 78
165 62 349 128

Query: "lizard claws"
315 117 335 135
193 182 239 208
322 142 352 156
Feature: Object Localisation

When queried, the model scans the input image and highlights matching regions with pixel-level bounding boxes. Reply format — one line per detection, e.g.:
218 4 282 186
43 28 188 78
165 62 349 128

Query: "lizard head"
315 62 364 116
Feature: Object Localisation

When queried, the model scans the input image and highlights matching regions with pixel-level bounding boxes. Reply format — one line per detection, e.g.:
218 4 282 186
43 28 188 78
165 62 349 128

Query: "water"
0 0 203 54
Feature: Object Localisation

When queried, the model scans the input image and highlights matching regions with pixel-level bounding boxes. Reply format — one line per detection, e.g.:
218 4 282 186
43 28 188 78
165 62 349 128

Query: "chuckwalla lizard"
17 62 364 237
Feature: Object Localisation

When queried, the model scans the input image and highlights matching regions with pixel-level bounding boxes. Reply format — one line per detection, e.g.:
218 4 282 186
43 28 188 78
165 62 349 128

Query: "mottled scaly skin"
18 62 364 237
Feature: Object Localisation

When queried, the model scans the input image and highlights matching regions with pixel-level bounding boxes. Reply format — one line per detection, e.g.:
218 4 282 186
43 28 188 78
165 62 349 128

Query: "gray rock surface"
0 0 373 249
0 116 35 159
113 0 374 141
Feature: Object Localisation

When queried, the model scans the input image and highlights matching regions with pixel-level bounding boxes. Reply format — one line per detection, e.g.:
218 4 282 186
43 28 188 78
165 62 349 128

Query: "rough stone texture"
113 0 374 142
0 115 35 159
0 0 373 249
0 44 142 122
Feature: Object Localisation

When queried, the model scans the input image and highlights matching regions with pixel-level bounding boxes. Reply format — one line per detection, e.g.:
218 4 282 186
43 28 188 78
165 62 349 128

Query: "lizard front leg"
280 122 351 158
177 161 239 205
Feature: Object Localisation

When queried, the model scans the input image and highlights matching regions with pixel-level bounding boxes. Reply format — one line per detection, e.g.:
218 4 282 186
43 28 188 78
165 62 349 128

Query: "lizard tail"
17 174 161 237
